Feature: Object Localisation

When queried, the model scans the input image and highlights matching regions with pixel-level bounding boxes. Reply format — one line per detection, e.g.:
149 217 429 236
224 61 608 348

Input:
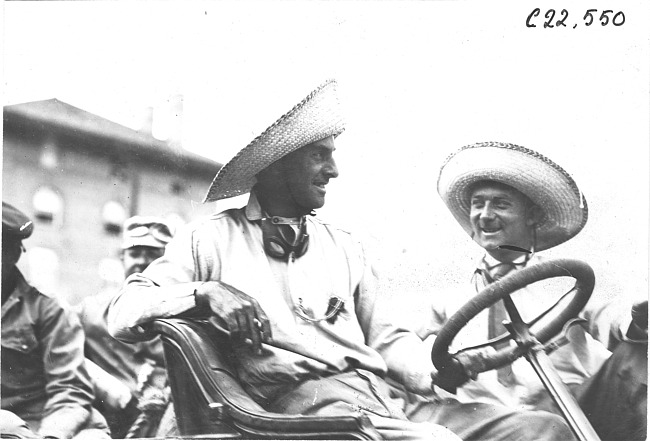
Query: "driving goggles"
125 222 173 244
260 216 309 261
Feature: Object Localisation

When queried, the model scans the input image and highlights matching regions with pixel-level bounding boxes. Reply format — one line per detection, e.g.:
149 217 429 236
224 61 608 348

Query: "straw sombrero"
204 79 345 202
437 141 588 252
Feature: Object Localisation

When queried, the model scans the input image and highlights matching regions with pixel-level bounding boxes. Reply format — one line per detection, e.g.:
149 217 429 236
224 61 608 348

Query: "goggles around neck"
260 215 309 261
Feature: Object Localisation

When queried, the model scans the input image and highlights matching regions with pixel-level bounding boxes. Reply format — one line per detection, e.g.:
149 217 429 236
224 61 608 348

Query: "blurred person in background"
77 216 173 438
1 201 110 439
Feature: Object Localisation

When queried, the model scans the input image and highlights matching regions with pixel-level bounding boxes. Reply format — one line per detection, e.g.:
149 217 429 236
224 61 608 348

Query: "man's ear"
255 160 285 186
526 205 544 226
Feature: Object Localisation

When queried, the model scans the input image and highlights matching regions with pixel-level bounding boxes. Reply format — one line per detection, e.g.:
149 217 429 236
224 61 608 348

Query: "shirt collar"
480 252 531 271
2 270 31 313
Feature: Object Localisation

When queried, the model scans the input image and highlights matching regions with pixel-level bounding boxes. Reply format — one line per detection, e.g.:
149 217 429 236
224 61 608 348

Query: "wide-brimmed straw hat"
204 79 346 202
437 141 588 252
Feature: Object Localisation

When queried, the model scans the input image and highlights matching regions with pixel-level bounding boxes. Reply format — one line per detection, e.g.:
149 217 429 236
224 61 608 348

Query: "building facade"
3 99 221 305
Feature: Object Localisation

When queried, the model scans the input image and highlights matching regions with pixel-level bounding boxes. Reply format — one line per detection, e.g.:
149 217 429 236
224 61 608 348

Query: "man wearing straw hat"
424 141 646 438
108 82 573 440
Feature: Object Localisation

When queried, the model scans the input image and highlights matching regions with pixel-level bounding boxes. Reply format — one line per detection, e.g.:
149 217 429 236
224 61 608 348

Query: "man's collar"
480 252 532 270
2 269 30 304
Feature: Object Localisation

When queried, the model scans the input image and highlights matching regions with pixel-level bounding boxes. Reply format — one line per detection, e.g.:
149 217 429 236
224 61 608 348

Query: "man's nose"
133 254 150 265
479 204 495 220
324 157 339 178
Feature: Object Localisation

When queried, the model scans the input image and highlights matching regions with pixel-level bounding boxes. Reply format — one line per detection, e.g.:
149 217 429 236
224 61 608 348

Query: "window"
98 257 124 285
32 186 63 225
170 181 185 195
39 140 59 170
102 201 127 235
26 247 60 295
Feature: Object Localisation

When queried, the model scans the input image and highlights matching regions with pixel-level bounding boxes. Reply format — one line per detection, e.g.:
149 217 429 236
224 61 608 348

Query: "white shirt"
415 254 611 409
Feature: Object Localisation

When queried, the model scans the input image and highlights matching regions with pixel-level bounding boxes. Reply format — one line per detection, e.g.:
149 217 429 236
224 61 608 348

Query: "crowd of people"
2 79 646 440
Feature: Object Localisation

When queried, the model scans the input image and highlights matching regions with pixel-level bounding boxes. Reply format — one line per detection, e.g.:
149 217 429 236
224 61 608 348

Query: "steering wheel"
431 258 595 374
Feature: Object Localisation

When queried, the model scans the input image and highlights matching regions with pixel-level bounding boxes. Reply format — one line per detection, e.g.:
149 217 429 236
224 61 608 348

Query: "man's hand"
431 347 496 394
431 356 471 394
85 358 134 410
195 281 273 354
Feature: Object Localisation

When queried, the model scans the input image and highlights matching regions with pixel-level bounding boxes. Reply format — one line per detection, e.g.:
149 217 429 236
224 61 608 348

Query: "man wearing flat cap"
78 216 174 438
412 141 646 439
1 202 110 439
108 81 573 440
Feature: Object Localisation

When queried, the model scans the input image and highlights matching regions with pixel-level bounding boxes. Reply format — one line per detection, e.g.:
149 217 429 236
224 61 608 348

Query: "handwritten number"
556 9 568 27
529 8 624 29
612 11 625 26
544 9 556 28
526 8 540 28
583 9 597 26
600 10 613 26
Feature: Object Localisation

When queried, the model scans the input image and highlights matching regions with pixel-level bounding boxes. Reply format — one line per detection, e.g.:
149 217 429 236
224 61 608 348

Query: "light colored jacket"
108 193 435 404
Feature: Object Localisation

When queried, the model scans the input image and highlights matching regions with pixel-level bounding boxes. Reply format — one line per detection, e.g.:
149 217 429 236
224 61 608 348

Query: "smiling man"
107 82 574 440
467 180 542 263
405 141 649 439
422 142 611 405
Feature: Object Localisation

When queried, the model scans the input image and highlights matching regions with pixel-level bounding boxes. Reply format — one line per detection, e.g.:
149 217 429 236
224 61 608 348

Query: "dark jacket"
578 314 647 441
1 270 96 438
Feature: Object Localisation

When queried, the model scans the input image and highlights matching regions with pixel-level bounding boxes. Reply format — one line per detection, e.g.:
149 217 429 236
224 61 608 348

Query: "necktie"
485 263 517 385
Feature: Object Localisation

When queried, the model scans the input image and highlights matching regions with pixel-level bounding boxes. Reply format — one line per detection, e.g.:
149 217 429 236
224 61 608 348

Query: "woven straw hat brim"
204 79 345 202
437 141 588 252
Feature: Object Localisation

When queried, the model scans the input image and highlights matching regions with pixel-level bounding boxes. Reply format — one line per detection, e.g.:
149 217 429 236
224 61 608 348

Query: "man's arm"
85 358 134 411
108 223 272 352
37 298 95 439
353 244 438 396
107 273 202 343
355 244 476 395
107 224 205 342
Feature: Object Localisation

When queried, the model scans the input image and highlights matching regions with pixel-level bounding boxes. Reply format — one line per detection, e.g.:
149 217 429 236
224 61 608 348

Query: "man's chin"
124 269 143 278
474 238 500 251
302 197 326 212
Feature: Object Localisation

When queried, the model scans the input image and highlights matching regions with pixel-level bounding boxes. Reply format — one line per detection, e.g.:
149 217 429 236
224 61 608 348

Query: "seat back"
150 318 381 440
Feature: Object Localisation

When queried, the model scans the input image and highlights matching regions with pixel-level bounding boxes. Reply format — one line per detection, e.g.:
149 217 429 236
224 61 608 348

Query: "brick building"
3 98 221 305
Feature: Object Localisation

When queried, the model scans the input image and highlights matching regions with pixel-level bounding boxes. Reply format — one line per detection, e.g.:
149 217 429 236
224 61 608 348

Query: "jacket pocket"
1 324 39 354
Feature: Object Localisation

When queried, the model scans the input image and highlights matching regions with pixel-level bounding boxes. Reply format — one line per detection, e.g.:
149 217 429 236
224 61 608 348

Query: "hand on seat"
195 281 273 354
